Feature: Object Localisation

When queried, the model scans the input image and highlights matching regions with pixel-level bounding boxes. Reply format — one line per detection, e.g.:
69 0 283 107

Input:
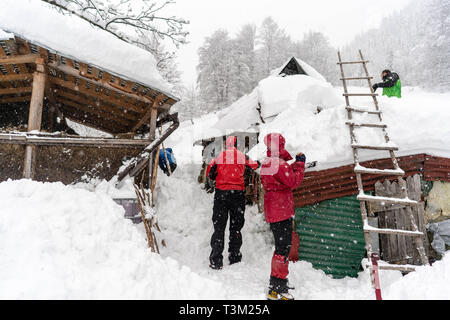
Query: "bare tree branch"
42 0 189 48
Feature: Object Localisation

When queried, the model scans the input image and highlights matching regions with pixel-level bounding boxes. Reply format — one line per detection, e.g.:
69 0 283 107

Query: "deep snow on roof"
196 73 339 142
248 87 450 171
0 0 173 96
170 87 450 169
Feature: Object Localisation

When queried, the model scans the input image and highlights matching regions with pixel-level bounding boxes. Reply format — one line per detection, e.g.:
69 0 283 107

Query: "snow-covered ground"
1 165 450 299
1 87 449 299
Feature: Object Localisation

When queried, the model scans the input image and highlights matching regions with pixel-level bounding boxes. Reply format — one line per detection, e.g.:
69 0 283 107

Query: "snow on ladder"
337 50 430 301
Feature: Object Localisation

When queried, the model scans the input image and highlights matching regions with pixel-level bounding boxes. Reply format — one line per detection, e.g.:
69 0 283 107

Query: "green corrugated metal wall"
294 195 366 279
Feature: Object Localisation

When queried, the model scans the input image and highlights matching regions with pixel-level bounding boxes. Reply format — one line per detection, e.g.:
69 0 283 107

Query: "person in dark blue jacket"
159 148 177 176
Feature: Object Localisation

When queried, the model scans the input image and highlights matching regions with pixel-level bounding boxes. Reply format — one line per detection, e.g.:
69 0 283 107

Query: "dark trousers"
269 218 293 292
210 189 246 267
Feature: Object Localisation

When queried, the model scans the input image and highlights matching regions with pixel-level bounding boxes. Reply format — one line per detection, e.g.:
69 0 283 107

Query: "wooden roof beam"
48 76 143 114
54 89 138 122
0 54 40 65
0 133 151 148
56 95 133 127
0 86 33 95
131 94 165 132
0 73 34 82
61 108 124 134
58 98 131 129
48 62 157 108
0 95 31 104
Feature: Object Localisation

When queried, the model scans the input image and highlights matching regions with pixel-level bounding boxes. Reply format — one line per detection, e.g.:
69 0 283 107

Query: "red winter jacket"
260 133 305 223
206 136 259 191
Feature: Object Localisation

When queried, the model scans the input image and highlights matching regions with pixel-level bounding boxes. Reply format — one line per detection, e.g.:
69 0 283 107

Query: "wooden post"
148 107 159 188
23 58 46 179
148 107 159 141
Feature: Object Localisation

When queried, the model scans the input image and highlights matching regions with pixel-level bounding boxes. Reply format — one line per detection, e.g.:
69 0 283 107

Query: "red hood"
264 133 293 161
226 136 237 149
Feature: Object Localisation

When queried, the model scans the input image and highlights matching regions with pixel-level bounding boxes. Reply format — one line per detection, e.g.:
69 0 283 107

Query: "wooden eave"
0 36 178 134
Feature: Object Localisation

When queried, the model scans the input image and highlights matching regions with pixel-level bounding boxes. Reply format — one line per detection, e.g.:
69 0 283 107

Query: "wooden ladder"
337 50 429 300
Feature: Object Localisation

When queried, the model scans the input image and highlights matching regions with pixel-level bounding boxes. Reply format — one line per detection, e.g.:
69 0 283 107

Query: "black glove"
296 153 306 163
372 83 379 92
209 164 218 181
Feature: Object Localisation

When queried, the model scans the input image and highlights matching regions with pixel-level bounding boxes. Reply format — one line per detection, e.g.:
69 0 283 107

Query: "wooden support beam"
58 97 132 128
48 76 143 114
132 94 164 132
147 103 160 187
0 54 39 65
148 106 159 141
60 106 126 134
0 73 34 82
117 113 180 182
0 95 31 104
0 133 151 148
54 89 138 122
23 59 46 179
48 62 156 107
27 60 46 131
0 87 33 95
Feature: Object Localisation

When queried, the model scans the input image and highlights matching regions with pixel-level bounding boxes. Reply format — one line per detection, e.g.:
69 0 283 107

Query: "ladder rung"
366 264 416 272
344 93 378 97
337 60 369 65
364 226 423 237
357 194 418 206
352 144 399 151
354 166 405 176
341 77 373 80
346 122 387 129
346 107 381 115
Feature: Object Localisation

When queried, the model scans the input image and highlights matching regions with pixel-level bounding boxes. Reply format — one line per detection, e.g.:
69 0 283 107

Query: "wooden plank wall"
374 175 431 265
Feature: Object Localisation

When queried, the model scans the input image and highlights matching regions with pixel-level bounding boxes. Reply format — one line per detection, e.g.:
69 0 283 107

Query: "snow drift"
258 75 341 119
0 179 224 299
248 87 450 170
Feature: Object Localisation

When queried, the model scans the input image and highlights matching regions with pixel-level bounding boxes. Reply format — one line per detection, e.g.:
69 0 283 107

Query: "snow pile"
172 85 450 171
248 87 450 170
258 74 341 119
212 89 261 133
0 28 13 40
0 0 173 96
0 179 225 299
383 254 450 300
2 169 450 299
193 73 339 141
153 168 450 300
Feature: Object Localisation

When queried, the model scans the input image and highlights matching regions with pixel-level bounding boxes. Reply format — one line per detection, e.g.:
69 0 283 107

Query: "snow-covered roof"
0 0 174 97
271 57 327 82
247 87 450 171
195 60 337 142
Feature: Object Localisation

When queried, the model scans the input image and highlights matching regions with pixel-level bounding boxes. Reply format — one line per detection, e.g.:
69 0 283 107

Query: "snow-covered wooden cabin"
293 154 450 279
194 57 329 204
0 2 179 184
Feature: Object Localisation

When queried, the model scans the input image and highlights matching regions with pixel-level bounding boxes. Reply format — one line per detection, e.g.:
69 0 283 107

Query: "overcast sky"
169 0 413 86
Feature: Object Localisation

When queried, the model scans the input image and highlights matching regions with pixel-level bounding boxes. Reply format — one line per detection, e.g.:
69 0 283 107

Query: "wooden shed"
0 20 179 184
293 154 450 278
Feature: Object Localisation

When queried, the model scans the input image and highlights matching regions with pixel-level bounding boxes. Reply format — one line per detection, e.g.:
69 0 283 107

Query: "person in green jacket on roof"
372 69 402 98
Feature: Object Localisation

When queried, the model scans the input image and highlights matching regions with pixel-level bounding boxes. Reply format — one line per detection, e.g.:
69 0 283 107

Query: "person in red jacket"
206 136 260 270
260 133 305 300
